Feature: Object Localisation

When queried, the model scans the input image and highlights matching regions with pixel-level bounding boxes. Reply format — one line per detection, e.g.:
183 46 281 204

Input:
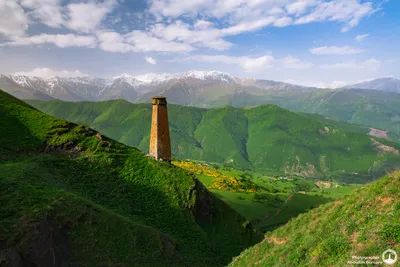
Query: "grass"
0 89 261 267
27 99 400 182
176 161 362 233
229 171 400 267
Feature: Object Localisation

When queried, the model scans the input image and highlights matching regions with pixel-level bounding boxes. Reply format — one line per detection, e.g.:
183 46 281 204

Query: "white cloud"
321 58 381 71
282 56 313 69
194 20 213 30
144 56 157 65
184 54 315 72
2 34 97 48
310 46 366 55
0 0 28 36
19 0 63 28
149 0 209 18
96 31 135 53
96 30 194 53
286 0 319 16
186 54 275 72
66 0 116 33
125 30 194 53
295 0 376 32
150 0 378 36
221 17 276 35
13 68 89 78
355 33 369 42
151 21 232 50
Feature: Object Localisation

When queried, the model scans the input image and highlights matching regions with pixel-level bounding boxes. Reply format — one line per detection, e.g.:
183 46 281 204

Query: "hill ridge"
0 89 261 266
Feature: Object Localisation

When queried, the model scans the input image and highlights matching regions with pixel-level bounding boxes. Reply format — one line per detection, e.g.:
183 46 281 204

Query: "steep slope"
27 99 400 182
345 77 400 93
0 89 260 267
229 171 400 267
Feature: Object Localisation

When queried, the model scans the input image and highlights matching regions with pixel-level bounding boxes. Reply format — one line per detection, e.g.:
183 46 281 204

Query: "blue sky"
0 0 399 87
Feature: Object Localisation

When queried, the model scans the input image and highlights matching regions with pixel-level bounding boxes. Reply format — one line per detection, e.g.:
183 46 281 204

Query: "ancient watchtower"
149 96 171 162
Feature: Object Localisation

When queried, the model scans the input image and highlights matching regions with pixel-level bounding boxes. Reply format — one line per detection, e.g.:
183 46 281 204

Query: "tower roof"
152 95 166 99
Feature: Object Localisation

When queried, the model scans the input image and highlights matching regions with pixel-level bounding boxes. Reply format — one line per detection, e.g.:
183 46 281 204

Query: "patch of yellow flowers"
172 161 258 193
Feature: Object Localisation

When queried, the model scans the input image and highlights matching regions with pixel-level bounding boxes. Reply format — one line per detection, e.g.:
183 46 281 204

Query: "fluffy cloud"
19 0 63 28
0 0 28 36
66 1 116 33
2 34 97 48
310 46 366 55
282 56 313 69
125 30 194 53
355 34 369 42
184 54 313 72
286 0 319 16
151 21 232 50
186 54 275 72
321 58 381 71
144 56 157 65
150 0 378 34
295 0 376 32
96 30 193 53
96 31 135 53
149 0 209 18
13 68 88 77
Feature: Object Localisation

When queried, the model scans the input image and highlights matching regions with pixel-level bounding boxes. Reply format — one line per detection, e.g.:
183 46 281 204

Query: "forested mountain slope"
27 99 400 182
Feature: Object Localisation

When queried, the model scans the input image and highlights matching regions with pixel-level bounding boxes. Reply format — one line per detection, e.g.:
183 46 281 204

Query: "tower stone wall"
149 96 171 162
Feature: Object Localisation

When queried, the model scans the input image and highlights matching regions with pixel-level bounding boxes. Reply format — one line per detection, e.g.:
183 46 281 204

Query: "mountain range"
27 98 400 183
1 71 399 103
3 71 400 145
0 71 316 103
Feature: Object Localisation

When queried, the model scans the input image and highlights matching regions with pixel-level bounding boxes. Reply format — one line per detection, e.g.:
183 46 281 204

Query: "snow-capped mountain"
0 71 243 102
0 70 360 104
113 71 236 86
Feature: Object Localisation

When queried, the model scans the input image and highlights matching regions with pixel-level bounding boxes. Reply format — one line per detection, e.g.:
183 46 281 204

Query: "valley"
27 98 400 183
173 160 362 233
1 86 399 266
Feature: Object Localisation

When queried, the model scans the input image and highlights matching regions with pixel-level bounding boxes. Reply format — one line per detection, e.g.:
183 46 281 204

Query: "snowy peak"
180 70 236 83
135 73 177 85
113 70 236 86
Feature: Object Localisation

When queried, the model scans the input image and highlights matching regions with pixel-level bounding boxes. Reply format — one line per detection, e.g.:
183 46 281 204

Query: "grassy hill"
0 89 261 267
207 88 400 142
229 171 400 267
27 99 400 182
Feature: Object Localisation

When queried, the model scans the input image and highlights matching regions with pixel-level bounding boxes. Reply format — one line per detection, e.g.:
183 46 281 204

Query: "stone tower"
149 96 171 162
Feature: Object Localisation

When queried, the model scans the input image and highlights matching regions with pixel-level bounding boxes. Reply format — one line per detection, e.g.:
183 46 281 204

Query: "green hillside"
0 89 261 266
207 89 400 142
27 99 400 182
229 171 400 267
